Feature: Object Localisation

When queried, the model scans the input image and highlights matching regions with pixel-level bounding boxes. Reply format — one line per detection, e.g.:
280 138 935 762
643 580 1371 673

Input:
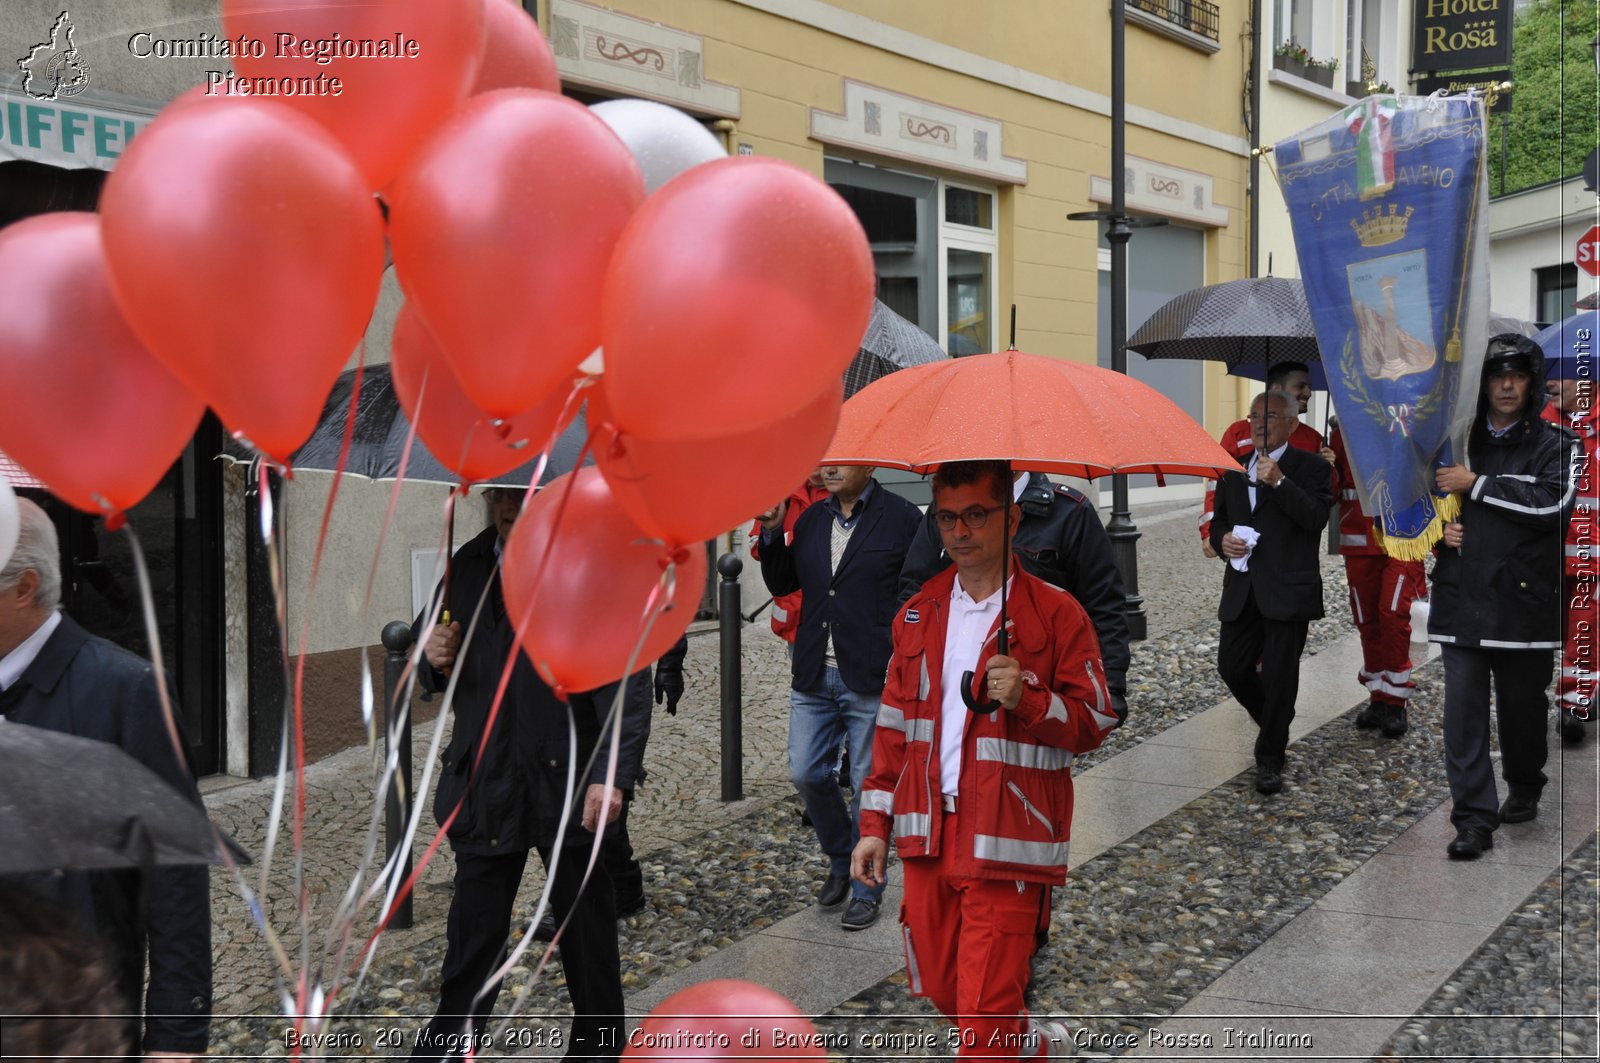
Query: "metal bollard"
380 620 415 928
717 553 744 801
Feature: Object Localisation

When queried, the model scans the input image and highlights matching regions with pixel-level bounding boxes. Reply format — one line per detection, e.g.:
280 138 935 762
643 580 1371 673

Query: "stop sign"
1578 224 1600 277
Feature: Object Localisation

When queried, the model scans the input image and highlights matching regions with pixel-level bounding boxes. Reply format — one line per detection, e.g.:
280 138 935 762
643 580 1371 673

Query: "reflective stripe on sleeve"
860 789 894 814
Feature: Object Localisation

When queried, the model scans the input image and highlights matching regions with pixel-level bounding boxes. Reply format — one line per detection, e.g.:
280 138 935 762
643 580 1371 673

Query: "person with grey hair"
1211 390 1333 796
0 497 212 1060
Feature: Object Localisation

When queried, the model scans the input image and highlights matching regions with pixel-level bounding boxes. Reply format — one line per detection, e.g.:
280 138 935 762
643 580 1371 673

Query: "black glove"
1110 690 1129 729
654 663 684 715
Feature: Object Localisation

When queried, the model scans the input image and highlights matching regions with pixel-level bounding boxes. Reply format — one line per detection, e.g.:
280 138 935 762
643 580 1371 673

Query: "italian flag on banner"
1346 96 1398 198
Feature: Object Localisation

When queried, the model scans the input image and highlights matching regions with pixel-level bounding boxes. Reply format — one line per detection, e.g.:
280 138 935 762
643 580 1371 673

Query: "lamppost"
1068 0 1163 641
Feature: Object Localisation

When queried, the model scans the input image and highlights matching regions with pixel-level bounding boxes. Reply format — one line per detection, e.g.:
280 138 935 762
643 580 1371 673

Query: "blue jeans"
789 666 885 902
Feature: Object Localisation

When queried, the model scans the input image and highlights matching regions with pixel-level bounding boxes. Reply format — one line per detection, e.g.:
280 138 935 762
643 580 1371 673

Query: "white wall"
1489 177 1600 320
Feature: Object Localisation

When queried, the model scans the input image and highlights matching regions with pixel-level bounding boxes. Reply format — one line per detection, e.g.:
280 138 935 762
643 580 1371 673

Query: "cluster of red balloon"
0 0 873 685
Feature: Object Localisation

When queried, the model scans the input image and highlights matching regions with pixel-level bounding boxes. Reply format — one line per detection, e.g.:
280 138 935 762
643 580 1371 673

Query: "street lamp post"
1068 0 1162 641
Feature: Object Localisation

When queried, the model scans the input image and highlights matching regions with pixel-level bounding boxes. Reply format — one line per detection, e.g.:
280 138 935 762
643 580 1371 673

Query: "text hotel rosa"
128 31 425 97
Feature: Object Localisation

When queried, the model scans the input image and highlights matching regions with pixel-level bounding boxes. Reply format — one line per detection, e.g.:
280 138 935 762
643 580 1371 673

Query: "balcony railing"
1129 0 1221 43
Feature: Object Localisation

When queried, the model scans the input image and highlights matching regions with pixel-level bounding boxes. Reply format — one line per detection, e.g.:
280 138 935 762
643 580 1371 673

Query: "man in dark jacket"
1432 335 1580 860
1211 390 1333 796
0 498 211 1060
412 487 649 1061
899 471 1131 721
757 465 921 931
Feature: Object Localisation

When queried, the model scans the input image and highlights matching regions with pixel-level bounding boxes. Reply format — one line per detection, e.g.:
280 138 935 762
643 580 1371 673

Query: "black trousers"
1441 644 1553 832
1218 587 1309 772
413 845 622 1063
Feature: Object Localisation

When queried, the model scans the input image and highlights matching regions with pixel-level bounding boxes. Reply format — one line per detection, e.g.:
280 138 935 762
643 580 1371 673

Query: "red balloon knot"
105 512 126 532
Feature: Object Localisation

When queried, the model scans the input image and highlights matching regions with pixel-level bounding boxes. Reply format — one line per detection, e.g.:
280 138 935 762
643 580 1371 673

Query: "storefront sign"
1412 0 1512 74
1412 69 1512 114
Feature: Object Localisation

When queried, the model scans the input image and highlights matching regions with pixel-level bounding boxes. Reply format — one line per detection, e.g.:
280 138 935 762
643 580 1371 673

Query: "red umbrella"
823 349 1236 712
823 349 1236 478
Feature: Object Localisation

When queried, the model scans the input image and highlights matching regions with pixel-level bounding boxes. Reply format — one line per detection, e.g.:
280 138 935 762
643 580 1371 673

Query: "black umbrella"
283 364 591 487
1127 276 1320 372
842 299 951 398
0 723 246 873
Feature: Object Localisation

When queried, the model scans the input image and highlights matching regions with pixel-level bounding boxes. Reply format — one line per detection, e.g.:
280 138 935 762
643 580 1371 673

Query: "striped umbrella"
842 299 950 397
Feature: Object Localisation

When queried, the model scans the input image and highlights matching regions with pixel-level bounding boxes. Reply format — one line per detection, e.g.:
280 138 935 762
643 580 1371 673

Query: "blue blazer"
758 482 922 694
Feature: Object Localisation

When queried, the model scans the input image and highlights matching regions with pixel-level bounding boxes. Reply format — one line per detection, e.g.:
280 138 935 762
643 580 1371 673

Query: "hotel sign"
1412 0 1511 74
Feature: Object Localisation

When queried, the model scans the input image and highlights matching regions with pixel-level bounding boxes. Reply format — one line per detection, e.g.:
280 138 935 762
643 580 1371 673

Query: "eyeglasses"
933 505 1006 530
484 488 527 505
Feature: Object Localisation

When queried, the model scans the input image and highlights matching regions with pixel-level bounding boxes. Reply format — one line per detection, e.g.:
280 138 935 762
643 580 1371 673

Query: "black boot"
1380 703 1409 738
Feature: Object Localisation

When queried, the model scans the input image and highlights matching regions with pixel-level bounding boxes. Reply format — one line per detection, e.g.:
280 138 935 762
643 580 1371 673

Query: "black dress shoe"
1560 711 1588 744
1354 700 1381 729
1380 704 1409 738
818 873 850 908
840 897 880 931
615 892 647 918
1255 768 1283 795
1447 826 1494 860
532 914 558 942
1499 791 1539 823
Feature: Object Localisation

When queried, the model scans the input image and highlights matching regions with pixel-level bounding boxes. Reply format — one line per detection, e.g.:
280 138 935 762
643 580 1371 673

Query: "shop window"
826 158 999 356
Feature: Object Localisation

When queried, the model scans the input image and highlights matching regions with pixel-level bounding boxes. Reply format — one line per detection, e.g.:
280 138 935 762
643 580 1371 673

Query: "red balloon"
502 468 703 694
600 157 874 441
221 0 486 190
623 980 827 1061
0 214 203 517
99 97 386 464
388 90 644 418
593 379 842 545
390 304 566 482
473 0 560 94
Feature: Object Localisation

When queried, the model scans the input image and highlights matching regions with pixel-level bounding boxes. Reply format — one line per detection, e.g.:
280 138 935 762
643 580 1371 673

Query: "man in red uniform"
1200 362 1323 557
853 460 1119 1059
749 469 829 644
1544 368 1596 744
1320 426 1427 737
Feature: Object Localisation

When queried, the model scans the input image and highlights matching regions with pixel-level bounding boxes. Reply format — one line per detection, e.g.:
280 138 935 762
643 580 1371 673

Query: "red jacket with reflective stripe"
748 481 829 642
1327 428 1383 555
858 563 1117 885
1199 419 1323 541
1544 403 1598 577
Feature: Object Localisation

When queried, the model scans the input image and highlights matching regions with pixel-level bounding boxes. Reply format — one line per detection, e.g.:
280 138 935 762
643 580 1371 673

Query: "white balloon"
0 472 17 574
578 346 606 376
590 98 726 194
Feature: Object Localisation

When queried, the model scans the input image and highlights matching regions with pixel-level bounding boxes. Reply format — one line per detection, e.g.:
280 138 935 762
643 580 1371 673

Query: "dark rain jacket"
5 614 211 1054
898 474 1131 692
1429 355 1580 650
419 526 650 856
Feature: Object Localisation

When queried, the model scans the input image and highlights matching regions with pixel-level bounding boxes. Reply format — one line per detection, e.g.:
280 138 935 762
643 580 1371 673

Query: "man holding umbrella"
853 460 1119 1058
0 499 211 1059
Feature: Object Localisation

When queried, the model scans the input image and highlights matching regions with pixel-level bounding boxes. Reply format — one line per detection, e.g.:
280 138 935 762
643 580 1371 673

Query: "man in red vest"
1321 426 1426 737
1200 362 1324 557
749 469 829 644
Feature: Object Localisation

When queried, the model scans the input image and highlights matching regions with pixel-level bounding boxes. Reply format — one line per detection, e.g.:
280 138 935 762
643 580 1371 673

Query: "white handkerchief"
1228 525 1261 572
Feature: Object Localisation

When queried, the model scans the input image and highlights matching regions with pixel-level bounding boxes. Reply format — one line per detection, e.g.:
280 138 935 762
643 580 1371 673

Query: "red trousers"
1344 555 1425 707
900 809 1052 1060
1560 571 1597 720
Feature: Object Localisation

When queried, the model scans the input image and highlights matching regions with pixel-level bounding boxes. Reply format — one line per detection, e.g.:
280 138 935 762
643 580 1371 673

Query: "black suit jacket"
417 526 651 856
1210 446 1332 623
758 482 922 694
4 614 211 1054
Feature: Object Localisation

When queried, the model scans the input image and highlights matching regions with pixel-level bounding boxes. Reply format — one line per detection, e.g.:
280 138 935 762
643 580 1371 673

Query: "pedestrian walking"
1432 335 1579 859
853 460 1119 1058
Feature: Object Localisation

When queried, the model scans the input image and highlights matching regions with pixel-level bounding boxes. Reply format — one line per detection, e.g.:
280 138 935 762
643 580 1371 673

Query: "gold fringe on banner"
1374 492 1461 560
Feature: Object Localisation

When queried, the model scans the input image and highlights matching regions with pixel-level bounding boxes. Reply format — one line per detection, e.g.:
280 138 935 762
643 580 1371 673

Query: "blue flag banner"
1275 95 1489 559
